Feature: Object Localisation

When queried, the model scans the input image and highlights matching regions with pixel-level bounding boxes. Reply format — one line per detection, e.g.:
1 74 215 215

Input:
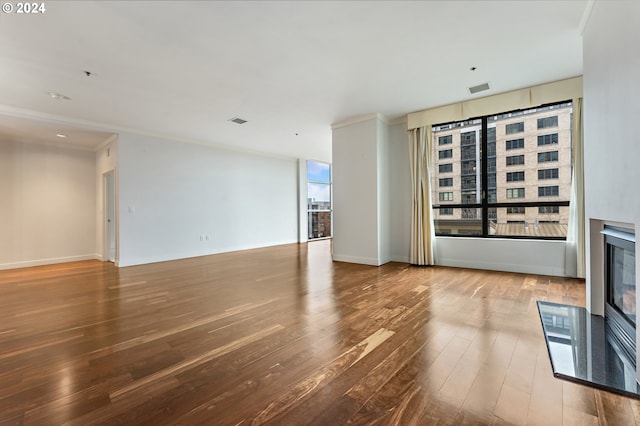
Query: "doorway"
104 170 116 262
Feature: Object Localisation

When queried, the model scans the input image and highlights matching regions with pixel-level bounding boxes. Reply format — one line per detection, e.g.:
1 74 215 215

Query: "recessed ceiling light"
228 117 248 125
468 82 490 94
47 92 71 101
56 133 67 138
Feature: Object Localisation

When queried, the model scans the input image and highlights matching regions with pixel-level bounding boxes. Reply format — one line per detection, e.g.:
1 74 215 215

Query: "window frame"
431 100 572 241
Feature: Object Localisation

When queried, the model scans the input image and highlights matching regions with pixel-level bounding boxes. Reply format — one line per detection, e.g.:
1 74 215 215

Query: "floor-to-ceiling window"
307 160 331 239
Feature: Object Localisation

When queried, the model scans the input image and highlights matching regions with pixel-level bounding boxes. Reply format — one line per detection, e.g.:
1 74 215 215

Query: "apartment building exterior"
431 102 572 238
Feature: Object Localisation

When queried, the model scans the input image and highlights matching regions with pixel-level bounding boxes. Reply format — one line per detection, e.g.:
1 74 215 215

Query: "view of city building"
307 160 332 239
431 102 573 238
308 199 331 239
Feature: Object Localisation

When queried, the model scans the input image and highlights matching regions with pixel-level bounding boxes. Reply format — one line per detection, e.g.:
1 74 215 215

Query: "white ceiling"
0 1 587 161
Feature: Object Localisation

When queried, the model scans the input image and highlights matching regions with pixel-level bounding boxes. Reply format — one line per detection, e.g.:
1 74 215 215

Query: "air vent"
228 117 248 125
468 82 490 94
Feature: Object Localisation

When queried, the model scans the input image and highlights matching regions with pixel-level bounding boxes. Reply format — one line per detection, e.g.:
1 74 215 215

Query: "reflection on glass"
537 301 639 397
611 246 636 324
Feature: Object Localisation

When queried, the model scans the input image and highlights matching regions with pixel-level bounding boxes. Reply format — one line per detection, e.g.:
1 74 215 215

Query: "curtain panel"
409 127 434 265
565 97 586 278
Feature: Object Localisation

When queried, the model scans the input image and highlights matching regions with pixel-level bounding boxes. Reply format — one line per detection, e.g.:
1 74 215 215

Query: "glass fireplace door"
609 243 636 326
604 228 636 367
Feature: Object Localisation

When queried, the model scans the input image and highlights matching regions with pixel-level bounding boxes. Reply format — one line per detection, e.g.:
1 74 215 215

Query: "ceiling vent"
228 117 248 125
468 82 490 94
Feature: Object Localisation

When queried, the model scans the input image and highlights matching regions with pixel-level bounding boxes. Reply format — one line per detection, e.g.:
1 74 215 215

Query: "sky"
307 160 330 202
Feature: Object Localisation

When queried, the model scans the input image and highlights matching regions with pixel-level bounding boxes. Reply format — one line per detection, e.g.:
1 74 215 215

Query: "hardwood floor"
1 239 638 425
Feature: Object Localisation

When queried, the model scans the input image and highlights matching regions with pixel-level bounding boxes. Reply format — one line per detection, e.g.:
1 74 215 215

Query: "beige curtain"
409 127 434 265
565 97 585 278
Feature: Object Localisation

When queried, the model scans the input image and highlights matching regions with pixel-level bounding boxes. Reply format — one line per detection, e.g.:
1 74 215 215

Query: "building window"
506 188 525 199
439 163 453 173
507 207 526 214
439 149 453 159
538 133 558 146
538 168 559 180
506 138 525 150
307 160 331 239
538 151 559 163
461 145 476 161
506 155 525 166
438 135 452 145
539 206 560 214
439 178 453 187
439 192 453 202
461 131 476 145
506 122 524 134
506 171 525 182
537 116 558 129
431 101 572 239
538 186 559 197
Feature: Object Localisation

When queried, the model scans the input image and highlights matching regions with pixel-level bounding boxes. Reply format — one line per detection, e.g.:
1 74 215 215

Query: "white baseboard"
0 254 102 270
332 254 381 266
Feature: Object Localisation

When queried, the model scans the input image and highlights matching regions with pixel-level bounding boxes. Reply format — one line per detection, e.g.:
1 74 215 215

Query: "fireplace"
537 222 639 398
603 226 636 367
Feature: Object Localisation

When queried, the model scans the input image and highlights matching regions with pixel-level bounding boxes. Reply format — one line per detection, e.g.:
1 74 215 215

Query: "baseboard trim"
332 254 381 266
0 254 102 270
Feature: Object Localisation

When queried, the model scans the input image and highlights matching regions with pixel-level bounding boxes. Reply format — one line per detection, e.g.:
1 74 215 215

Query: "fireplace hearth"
538 301 640 398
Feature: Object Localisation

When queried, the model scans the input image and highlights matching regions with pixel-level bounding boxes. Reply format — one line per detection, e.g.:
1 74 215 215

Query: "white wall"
377 119 391 264
117 133 299 267
0 141 97 269
333 115 396 266
435 237 566 276
582 0 640 372
297 159 309 244
389 119 411 263
332 118 380 265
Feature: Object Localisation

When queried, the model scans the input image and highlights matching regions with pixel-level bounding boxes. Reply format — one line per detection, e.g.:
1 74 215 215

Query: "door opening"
104 171 116 263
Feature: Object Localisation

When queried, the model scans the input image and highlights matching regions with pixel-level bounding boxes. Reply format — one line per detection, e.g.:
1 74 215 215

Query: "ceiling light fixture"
228 117 248 125
47 92 71 101
468 82 490 94
56 133 67 138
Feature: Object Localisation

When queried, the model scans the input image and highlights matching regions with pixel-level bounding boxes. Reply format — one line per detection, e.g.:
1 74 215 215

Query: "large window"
431 101 572 239
307 160 331 239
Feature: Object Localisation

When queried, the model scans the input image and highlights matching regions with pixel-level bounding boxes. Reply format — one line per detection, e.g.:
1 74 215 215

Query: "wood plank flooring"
1 240 639 425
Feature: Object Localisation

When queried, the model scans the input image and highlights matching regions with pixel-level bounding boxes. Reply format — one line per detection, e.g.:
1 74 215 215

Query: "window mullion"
481 117 488 237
